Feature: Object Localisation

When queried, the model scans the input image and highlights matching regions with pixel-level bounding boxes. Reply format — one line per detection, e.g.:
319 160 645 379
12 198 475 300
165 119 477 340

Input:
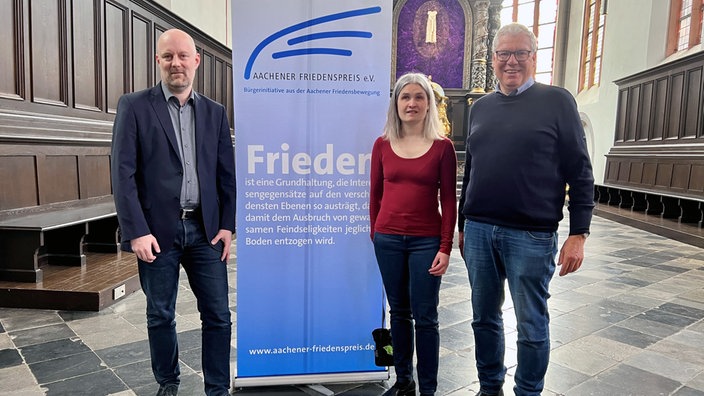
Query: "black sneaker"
156 383 178 396
383 380 416 396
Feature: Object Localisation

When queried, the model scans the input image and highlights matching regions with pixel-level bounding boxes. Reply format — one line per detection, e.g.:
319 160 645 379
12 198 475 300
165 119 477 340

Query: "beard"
165 73 191 93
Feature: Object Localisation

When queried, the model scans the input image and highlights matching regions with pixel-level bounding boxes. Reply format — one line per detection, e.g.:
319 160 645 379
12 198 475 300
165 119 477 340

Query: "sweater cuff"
569 205 594 236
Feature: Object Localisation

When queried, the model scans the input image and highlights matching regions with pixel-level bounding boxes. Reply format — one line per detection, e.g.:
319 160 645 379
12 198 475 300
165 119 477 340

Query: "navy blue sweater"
458 83 594 235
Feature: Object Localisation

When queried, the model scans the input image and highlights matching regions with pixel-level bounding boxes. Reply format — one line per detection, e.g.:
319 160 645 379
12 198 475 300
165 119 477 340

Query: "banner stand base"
233 370 389 389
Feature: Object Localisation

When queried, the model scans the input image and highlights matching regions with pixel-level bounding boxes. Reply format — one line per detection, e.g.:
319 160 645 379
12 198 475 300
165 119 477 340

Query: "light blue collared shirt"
496 77 535 96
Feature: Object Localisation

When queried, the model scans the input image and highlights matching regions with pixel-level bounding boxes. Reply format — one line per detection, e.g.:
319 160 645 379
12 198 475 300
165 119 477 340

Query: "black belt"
179 207 201 220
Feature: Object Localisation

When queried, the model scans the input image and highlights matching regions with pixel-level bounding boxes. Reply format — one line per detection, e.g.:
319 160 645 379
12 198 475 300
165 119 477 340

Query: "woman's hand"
429 251 450 276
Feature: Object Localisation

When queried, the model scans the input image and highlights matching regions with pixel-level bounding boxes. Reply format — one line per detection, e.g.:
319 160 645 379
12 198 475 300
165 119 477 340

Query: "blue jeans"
373 233 442 395
463 221 557 396
138 217 231 396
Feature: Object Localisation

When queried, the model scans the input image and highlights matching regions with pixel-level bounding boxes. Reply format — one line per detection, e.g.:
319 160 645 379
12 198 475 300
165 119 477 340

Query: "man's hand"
557 234 586 276
429 252 450 276
130 234 160 263
211 229 233 262
458 231 465 260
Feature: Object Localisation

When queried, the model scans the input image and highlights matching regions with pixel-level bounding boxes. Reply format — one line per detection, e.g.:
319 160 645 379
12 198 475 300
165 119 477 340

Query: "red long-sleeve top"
369 136 457 254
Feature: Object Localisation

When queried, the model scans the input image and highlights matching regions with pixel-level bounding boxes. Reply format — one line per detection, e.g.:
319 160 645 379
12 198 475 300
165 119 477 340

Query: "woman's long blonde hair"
382 72 445 142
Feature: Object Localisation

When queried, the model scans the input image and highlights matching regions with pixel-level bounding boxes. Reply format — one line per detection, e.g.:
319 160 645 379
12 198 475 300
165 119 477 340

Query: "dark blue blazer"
111 83 236 253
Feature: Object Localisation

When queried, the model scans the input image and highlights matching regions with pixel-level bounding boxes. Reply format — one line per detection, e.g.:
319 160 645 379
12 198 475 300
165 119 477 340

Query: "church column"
486 1 501 92
471 0 490 93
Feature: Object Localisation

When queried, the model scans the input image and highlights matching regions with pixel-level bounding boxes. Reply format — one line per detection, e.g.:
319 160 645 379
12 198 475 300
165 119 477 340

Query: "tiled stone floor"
1 214 704 395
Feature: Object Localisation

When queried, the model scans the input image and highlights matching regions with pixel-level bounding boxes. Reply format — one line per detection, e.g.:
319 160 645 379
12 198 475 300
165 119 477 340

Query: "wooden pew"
0 201 118 283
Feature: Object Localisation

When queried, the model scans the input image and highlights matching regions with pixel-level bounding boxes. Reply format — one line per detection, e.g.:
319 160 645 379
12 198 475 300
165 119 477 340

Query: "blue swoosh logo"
244 6 381 79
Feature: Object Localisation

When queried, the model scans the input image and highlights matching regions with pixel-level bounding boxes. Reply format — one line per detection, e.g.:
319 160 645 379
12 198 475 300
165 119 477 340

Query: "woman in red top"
370 73 457 396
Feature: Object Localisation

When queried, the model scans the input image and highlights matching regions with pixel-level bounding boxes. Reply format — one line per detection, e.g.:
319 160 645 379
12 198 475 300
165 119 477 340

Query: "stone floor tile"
0 310 64 332
625 349 703 383
0 333 13 350
20 337 91 364
0 348 22 369
0 365 41 394
551 343 618 376
42 369 129 395
543 361 590 394
618 315 681 338
595 364 682 395
9 323 77 348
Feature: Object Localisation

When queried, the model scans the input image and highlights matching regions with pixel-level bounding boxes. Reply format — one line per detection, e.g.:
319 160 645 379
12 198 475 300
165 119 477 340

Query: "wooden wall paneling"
606 159 620 182
131 12 151 93
655 163 673 188
105 0 129 113
71 0 101 112
0 0 24 101
201 50 213 99
226 63 233 127
215 58 224 105
642 162 657 186
666 72 684 139
153 23 167 90
691 165 704 192
37 154 79 204
629 161 643 184
192 47 201 93
0 155 38 210
683 67 702 139
0 0 235 214
652 77 668 141
618 158 631 182
30 0 68 107
638 82 653 141
626 85 639 141
671 163 691 191
78 154 112 198
615 89 627 142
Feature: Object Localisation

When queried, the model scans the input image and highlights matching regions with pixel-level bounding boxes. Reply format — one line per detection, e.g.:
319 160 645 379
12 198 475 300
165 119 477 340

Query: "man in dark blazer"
111 28 236 396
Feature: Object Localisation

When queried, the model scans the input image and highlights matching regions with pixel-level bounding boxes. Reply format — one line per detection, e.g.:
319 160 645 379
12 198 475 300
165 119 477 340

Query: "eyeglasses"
494 50 532 62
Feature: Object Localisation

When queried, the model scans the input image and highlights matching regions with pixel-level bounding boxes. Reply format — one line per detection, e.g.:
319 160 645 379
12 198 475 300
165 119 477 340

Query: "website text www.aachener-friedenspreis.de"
248 343 375 355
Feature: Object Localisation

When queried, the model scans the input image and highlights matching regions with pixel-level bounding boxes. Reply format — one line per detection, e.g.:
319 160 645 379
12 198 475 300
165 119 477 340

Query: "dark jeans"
373 232 442 395
463 221 557 396
138 217 231 396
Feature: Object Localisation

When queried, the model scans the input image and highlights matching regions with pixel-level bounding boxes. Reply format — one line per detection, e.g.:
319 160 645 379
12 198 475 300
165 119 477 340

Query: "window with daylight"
579 0 605 91
667 0 704 55
499 0 558 85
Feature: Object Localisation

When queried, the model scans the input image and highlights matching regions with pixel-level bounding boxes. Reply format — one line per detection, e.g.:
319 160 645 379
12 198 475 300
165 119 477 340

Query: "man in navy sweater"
458 23 594 396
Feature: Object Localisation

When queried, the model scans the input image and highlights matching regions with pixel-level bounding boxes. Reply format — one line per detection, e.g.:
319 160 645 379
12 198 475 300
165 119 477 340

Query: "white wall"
153 0 232 48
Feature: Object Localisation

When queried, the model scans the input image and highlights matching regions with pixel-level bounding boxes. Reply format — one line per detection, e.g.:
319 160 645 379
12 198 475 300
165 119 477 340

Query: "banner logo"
244 6 382 79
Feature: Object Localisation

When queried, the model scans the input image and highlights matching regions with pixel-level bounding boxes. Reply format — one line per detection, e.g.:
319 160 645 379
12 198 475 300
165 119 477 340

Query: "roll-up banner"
232 1 392 386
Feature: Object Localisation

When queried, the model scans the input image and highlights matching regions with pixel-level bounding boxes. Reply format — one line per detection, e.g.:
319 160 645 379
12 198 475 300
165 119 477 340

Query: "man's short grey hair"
492 23 538 53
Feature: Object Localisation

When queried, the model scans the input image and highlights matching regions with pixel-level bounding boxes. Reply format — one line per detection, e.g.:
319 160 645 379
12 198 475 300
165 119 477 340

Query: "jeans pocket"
209 240 224 252
526 230 554 241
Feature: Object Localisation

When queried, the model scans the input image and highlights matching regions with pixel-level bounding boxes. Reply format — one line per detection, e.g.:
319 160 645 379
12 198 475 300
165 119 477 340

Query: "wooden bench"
595 184 704 226
0 200 119 283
